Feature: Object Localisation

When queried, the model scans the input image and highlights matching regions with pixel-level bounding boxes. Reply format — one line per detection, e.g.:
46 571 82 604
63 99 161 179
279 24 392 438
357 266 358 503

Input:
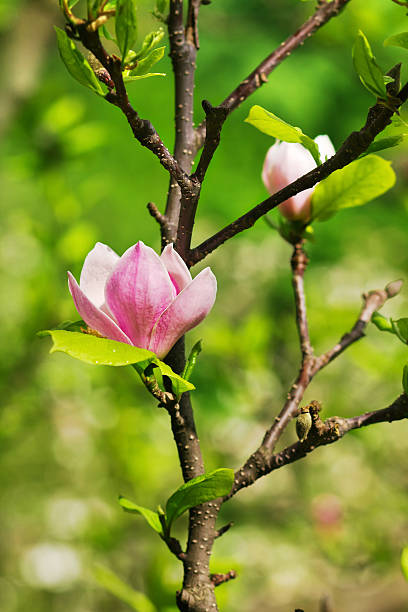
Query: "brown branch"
225 394 408 498
194 0 352 149
164 0 200 249
74 25 192 192
186 0 201 48
291 242 312 360
312 279 403 374
210 571 237 587
193 100 230 183
226 280 401 499
147 201 170 232
188 74 408 266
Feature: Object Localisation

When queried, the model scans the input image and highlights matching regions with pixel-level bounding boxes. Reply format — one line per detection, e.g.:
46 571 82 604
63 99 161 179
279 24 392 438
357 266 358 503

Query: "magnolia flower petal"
315 135 336 163
79 242 120 308
149 267 217 358
68 272 132 344
160 244 192 293
105 241 176 348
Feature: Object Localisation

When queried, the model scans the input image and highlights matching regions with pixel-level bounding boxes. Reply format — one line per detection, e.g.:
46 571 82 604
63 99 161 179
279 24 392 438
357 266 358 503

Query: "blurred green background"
1 1 408 610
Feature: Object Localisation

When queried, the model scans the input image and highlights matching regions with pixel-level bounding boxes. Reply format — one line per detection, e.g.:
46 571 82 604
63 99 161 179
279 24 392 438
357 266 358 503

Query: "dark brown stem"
188 78 408 266
291 242 312 360
193 100 230 183
194 0 352 149
164 339 219 612
164 0 199 248
147 201 170 232
227 281 400 498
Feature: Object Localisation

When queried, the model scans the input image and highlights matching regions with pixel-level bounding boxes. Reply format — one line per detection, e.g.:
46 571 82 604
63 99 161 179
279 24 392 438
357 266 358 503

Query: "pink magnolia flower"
68 241 217 359
262 135 335 221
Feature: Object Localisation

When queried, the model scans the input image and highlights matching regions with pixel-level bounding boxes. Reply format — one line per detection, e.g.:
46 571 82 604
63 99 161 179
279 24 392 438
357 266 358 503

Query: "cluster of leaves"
56 0 167 98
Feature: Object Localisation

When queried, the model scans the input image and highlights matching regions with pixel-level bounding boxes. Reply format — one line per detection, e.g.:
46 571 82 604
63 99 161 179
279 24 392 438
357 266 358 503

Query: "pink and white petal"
262 142 283 194
149 267 217 358
315 135 336 163
279 190 313 221
105 241 176 349
160 244 192 293
79 242 120 308
68 272 132 345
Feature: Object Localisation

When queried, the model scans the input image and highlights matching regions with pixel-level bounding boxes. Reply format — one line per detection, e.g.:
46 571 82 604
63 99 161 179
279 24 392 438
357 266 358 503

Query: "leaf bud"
385 279 403 298
296 407 312 443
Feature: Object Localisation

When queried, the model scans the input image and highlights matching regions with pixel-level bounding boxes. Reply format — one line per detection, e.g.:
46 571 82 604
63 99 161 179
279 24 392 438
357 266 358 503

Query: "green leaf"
371 311 394 333
93 564 157 612
391 318 408 344
244 105 321 165
116 0 138 63
118 497 163 535
55 27 104 95
353 30 388 99
311 155 396 221
156 0 169 13
40 330 195 394
361 134 407 156
182 340 202 381
401 547 408 581
129 28 164 62
123 72 165 82
402 365 408 395
165 468 234 529
127 46 165 76
384 32 408 51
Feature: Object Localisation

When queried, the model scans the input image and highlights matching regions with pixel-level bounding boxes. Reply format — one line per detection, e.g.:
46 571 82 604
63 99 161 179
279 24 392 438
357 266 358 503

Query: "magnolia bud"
296 407 312 443
385 279 403 298
262 135 335 222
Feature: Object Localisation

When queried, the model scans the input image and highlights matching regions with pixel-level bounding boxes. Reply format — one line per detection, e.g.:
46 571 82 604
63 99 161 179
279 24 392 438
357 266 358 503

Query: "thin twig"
225 394 408 498
194 0 352 149
188 75 408 266
147 201 170 231
193 100 230 183
226 281 401 498
291 242 312 360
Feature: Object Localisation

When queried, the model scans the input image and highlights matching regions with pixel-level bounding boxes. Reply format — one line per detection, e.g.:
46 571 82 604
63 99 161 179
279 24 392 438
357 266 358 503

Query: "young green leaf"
123 73 165 82
128 28 164 62
371 311 394 333
182 340 202 382
165 468 234 529
244 105 321 165
401 547 408 581
93 564 157 612
361 134 407 156
384 32 408 51
127 46 165 76
353 30 388 99
54 27 104 95
402 365 408 395
311 155 395 221
40 330 195 394
118 496 163 535
391 318 408 344
116 0 138 63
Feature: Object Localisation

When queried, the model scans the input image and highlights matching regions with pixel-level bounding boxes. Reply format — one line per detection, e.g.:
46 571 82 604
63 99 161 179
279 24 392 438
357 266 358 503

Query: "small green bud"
296 408 312 443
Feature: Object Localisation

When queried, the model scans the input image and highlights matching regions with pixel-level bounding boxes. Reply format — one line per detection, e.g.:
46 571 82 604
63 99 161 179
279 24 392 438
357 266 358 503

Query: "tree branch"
75 25 191 190
193 100 230 183
194 0 352 149
225 394 408 498
227 280 401 498
291 241 312 360
164 0 199 248
188 77 408 266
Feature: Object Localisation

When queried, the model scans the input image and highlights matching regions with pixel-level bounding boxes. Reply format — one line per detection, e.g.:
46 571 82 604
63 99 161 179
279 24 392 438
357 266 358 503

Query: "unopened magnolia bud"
296 408 312 443
385 279 403 298
261 135 335 222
